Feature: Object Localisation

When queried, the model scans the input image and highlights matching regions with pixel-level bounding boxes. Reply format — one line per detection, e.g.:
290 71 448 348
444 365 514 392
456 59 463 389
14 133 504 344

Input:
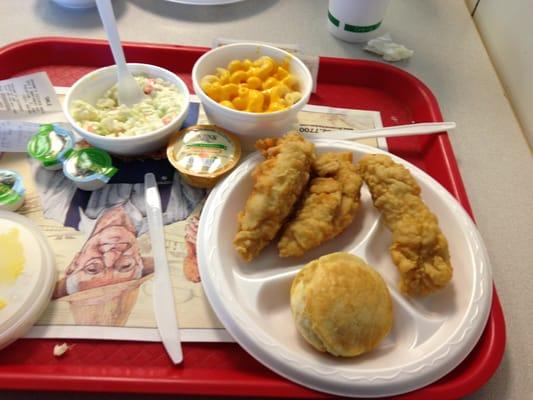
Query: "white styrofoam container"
0 211 56 350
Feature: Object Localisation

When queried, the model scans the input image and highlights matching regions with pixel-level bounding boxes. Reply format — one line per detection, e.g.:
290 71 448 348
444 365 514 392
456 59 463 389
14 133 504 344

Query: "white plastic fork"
302 122 456 141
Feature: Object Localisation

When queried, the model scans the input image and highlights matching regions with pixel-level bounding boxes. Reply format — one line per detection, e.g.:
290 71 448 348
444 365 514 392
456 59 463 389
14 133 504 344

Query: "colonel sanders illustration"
183 213 200 283
53 206 154 326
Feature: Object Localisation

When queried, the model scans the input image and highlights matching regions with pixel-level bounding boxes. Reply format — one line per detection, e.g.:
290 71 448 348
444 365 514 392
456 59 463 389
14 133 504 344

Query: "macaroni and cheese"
200 56 302 113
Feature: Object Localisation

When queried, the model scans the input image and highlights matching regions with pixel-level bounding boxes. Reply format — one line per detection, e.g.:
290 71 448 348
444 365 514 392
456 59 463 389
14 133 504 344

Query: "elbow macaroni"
201 56 302 113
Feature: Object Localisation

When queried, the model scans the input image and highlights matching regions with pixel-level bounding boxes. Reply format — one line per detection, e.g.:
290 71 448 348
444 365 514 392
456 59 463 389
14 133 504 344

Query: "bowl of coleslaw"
64 63 190 156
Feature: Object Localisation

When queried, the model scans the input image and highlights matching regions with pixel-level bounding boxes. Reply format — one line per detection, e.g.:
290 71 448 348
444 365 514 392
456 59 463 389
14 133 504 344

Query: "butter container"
0 211 56 350
27 124 75 170
167 125 241 188
62 147 118 191
0 170 25 212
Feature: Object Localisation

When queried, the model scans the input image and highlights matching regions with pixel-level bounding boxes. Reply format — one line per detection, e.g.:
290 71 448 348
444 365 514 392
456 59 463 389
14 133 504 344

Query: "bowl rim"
64 63 191 142
191 42 312 119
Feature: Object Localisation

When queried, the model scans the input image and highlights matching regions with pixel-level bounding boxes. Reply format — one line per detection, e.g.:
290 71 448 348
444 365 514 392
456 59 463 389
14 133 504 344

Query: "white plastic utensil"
144 173 183 364
301 122 456 141
95 0 146 107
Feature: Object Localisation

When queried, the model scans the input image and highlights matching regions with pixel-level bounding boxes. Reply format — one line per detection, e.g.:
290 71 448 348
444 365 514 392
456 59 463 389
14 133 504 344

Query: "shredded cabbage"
71 75 184 137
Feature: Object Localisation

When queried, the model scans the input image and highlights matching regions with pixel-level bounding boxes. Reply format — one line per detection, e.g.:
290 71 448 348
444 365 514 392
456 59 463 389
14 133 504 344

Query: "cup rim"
64 63 191 142
192 42 312 119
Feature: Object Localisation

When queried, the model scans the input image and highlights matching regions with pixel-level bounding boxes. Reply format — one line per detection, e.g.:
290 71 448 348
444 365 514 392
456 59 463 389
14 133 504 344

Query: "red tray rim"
0 36 506 399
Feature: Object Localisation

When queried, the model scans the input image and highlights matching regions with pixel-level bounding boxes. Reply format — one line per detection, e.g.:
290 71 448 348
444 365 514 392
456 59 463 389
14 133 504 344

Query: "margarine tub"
27 124 75 170
167 125 241 188
0 211 56 350
63 147 118 191
0 170 25 212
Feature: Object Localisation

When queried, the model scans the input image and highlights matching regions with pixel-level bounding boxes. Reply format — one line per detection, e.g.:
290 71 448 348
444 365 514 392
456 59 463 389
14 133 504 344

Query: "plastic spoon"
95 0 146 107
302 122 456 141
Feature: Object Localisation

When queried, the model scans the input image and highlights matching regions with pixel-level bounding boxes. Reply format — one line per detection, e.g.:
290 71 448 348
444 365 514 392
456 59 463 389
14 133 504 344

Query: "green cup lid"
0 170 24 206
27 124 75 167
63 148 118 183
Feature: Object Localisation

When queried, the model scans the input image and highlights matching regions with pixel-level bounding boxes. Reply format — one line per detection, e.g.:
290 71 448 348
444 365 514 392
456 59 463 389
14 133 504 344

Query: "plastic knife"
144 172 183 364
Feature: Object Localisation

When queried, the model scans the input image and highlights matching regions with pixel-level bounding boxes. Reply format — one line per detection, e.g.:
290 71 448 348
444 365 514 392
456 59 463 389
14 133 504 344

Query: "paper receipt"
0 72 61 118
0 121 42 152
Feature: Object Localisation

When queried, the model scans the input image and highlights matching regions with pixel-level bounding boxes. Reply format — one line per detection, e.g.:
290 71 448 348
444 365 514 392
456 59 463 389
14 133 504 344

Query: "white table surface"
1 1 532 399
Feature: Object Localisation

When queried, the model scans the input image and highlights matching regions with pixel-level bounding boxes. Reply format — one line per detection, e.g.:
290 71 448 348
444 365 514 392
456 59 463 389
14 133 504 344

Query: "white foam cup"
327 0 391 43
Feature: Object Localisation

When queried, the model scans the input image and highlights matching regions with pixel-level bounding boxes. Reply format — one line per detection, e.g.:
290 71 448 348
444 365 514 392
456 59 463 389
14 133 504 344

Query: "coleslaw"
71 75 184 137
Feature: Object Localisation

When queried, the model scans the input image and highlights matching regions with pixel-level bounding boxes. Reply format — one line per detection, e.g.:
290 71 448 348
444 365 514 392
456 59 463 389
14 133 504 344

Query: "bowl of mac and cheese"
192 43 312 150
64 63 190 156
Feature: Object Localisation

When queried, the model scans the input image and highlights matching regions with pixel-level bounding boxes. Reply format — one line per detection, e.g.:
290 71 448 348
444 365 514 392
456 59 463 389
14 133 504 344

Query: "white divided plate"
0 211 56 350
197 140 492 398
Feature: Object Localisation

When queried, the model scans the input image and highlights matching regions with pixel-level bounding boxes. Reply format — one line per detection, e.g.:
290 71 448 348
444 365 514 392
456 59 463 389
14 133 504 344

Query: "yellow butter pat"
0 228 25 285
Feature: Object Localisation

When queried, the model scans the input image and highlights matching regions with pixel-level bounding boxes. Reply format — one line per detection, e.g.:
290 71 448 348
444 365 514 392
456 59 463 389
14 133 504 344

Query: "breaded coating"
233 132 315 261
357 154 453 296
278 152 362 257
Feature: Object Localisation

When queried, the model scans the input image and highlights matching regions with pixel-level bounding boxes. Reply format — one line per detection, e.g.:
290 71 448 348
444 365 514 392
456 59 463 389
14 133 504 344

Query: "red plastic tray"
0 37 505 399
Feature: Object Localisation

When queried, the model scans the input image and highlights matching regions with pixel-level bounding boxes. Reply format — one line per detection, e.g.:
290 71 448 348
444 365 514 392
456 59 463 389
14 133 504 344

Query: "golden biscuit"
290 252 393 357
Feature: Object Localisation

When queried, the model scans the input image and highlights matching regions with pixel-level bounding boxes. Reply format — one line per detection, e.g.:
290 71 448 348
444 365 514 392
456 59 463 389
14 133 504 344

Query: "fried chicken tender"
233 132 315 261
357 154 452 296
278 152 363 257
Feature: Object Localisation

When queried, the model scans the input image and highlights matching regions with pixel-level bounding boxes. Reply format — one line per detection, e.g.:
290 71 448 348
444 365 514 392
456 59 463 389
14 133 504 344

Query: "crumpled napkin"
364 33 414 62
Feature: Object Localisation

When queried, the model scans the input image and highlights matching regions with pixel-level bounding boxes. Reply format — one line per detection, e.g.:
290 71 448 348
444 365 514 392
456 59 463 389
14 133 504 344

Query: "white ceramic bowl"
64 63 190 156
192 43 312 151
